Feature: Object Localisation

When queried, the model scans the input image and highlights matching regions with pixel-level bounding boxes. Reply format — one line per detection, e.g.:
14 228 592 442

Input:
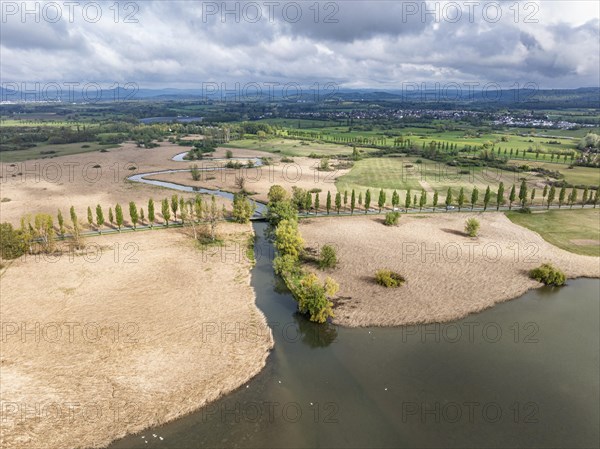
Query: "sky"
1 1 599 91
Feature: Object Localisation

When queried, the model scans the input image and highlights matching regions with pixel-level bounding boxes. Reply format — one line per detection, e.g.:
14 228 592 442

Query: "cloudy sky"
1 1 599 90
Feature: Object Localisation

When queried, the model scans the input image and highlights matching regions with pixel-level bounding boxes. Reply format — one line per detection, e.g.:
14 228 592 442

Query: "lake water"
109 221 599 448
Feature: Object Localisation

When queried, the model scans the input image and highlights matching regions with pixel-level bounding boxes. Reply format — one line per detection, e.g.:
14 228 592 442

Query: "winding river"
112 153 600 448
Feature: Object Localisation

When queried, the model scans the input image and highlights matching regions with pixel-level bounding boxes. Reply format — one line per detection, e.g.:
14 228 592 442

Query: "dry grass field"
0 225 273 449
148 148 349 204
300 213 600 327
0 141 231 227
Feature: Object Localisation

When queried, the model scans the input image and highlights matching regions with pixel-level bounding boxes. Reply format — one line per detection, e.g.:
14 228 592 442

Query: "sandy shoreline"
0 226 273 449
299 213 600 327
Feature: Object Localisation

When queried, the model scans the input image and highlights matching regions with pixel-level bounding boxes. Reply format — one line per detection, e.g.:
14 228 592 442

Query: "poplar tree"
445 188 453 209
171 194 179 220
378 189 386 212
129 201 138 229
483 186 491 211
419 189 427 211
162 199 171 226
457 187 465 211
496 182 505 211
508 184 516 210
558 186 566 208
148 199 155 228
115 204 124 231
547 186 556 209
57 210 65 237
470 187 479 210
96 204 104 233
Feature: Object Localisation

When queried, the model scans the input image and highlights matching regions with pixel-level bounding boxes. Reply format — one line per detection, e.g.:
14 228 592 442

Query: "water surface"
110 221 599 448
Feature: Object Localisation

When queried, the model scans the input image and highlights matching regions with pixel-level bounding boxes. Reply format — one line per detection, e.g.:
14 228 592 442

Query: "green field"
506 209 600 257
0 142 119 163
335 156 598 203
507 160 600 186
222 138 373 157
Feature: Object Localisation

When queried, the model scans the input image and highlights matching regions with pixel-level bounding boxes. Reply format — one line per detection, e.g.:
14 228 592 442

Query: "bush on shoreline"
529 263 566 286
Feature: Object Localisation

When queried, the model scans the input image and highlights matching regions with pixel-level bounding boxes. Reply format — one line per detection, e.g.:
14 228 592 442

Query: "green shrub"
225 150 233 158
281 156 294 163
529 264 566 286
375 269 406 288
319 245 338 270
274 254 299 276
384 211 400 226
517 207 532 214
465 218 480 237
0 223 27 260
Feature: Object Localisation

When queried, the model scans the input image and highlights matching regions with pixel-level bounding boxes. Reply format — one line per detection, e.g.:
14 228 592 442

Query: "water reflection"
293 313 338 348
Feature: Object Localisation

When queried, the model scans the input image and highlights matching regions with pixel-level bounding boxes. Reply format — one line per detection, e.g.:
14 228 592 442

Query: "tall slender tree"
457 187 465 211
87 206 94 229
343 190 348 211
445 188 453 210
518 180 528 207
558 186 566 208
392 190 399 209
496 182 505 211
326 191 332 214
568 187 577 208
547 185 556 209
335 192 341 214
432 191 439 212
378 189 386 212
582 187 589 207
483 186 491 211
57 209 65 237
96 204 104 233
508 184 516 210
405 189 411 210
350 189 356 215
419 189 427 211
115 204 124 231
365 189 371 213
129 202 138 229
470 187 479 210
314 193 320 214
171 194 179 221
148 199 155 228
